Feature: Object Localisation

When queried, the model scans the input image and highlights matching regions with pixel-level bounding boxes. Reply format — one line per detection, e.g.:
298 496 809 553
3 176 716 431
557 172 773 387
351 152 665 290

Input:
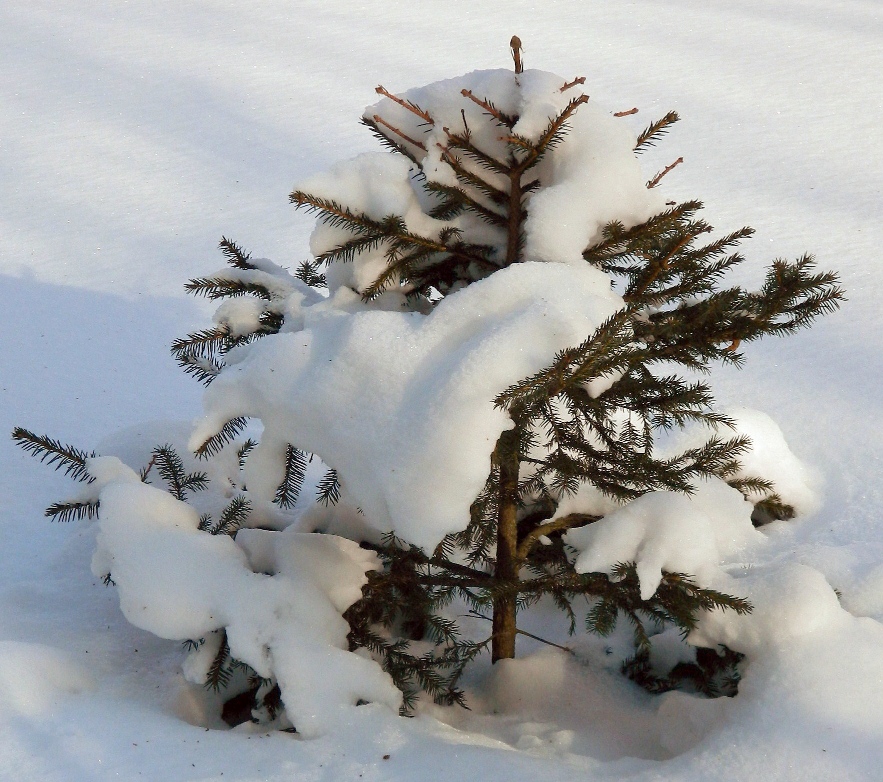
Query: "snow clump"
89 457 401 736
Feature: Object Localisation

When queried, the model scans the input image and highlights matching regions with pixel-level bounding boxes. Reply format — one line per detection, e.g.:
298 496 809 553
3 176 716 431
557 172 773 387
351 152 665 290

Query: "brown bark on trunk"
492 428 520 662
492 155 526 662
505 170 523 266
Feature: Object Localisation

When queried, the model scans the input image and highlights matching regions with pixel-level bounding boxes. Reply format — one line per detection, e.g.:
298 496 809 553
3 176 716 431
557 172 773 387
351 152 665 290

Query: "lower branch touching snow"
91 458 401 736
566 478 765 601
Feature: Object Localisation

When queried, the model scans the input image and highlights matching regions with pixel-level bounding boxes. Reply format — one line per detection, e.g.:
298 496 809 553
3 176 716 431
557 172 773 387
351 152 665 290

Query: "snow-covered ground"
2 1 882 779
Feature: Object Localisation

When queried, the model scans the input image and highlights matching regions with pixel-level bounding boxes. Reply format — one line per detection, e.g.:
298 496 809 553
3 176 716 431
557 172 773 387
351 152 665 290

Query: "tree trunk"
492 428 520 662
492 155 526 663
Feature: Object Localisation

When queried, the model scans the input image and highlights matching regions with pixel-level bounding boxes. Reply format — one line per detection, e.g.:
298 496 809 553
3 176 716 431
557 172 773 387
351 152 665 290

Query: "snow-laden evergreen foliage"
13 50 841 733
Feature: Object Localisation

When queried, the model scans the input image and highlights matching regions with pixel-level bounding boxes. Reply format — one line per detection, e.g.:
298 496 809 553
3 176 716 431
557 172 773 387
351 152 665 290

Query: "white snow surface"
3 1 883 780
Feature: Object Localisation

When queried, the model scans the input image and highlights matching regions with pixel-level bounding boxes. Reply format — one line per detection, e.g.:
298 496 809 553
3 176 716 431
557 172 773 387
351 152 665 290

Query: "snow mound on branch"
725 407 821 516
566 478 764 600
89 457 401 736
364 68 665 267
685 565 883 755
192 261 622 550
663 408 821 517
300 152 441 296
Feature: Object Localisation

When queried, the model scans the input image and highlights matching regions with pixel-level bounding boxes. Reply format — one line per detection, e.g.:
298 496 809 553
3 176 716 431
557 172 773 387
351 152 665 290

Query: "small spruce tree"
14 41 842 723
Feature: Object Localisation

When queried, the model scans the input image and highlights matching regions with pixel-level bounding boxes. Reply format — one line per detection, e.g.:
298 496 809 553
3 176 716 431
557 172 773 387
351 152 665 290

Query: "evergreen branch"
316 232 388 265
583 201 703 265
425 192 465 221
519 94 589 171
218 237 257 270
211 495 251 536
45 499 100 522
636 256 843 366
459 89 517 127
12 428 95 483
494 309 636 414
374 86 435 125
295 259 327 288
624 225 712 303
289 193 391 235
371 113 427 151
317 468 341 506
171 325 236 363
175 353 222 386
436 145 509 205
634 111 680 153
237 439 257 470
193 417 249 460
727 475 775 497
362 244 440 299
151 444 209 501
443 133 512 177
274 445 307 508
184 277 273 301
361 540 492 584
205 632 232 691
687 227 755 264
360 116 421 165
422 181 507 227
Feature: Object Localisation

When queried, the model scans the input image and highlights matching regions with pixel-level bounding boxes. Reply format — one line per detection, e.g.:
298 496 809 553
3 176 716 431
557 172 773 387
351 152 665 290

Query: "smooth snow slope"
2 1 882 780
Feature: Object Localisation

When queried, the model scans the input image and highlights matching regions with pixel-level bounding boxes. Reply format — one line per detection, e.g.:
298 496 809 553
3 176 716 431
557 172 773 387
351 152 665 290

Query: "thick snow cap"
193 68 666 551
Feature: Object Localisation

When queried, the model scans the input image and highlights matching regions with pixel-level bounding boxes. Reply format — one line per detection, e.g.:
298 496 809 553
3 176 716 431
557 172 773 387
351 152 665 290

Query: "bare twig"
614 107 639 117
647 157 684 188
468 611 574 655
140 454 158 482
560 76 586 92
372 114 427 150
460 89 515 127
374 86 434 124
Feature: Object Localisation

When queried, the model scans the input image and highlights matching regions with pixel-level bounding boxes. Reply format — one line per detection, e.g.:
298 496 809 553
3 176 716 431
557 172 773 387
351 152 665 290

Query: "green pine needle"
12 428 95 483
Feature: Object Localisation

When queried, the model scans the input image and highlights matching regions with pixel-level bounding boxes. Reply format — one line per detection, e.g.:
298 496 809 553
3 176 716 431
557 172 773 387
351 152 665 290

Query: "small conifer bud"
510 35 523 74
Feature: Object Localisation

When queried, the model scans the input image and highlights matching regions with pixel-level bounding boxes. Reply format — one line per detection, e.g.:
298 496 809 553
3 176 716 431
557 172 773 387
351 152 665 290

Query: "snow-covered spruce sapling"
14 48 841 731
